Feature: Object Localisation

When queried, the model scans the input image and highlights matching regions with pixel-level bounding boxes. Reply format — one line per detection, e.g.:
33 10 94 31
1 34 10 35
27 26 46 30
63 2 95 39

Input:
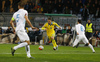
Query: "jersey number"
80 26 83 32
16 14 20 22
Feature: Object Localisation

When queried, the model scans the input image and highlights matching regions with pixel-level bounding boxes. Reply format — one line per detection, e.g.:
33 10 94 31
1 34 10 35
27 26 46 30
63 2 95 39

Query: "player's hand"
13 30 16 34
32 27 37 31
32 27 36 29
59 27 61 29
77 33 79 35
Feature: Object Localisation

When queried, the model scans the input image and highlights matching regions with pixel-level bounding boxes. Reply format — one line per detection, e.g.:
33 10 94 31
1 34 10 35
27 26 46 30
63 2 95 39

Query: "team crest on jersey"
50 27 52 29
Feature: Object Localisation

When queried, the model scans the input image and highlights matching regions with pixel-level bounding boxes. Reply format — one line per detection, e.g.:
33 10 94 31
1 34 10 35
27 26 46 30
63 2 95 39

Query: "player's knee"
51 37 54 40
25 41 30 45
88 43 90 45
27 42 30 45
85 43 89 46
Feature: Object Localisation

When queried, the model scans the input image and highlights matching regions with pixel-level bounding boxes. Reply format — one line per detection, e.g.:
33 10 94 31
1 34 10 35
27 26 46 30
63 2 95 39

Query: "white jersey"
12 9 28 31
75 24 85 35
73 23 95 53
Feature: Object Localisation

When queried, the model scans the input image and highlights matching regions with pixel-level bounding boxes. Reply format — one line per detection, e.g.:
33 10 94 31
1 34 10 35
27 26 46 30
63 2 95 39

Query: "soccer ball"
39 45 44 50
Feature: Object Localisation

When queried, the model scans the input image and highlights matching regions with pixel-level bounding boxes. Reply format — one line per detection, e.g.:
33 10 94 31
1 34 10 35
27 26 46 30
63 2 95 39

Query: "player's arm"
55 22 61 29
75 25 79 35
83 26 85 31
25 15 36 29
41 23 47 31
10 17 15 33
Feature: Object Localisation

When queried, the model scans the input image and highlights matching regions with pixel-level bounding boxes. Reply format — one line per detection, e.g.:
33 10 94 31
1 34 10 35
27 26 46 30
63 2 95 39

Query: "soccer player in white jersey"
10 2 36 58
73 20 95 53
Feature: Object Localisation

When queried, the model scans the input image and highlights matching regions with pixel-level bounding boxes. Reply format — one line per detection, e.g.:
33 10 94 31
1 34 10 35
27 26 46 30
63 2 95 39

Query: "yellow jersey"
41 22 60 36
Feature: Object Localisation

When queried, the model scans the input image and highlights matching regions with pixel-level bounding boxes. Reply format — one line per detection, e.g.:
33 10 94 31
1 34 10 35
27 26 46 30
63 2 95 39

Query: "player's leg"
73 38 78 47
11 31 33 58
11 31 28 56
48 36 56 48
51 36 57 47
25 45 31 57
25 40 34 58
83 36 95 53
50 34 58 50
88 43 95 53
73 36 81 47
13 42 28 50
48 37 52 43
25 44 34 58
11 41 28 56
12 31 29 50
51 36 58 50
49 37 55 49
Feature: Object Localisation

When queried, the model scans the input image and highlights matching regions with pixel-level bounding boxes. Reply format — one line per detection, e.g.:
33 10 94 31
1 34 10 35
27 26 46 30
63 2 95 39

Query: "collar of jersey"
19 9 24 11
48 22 53 25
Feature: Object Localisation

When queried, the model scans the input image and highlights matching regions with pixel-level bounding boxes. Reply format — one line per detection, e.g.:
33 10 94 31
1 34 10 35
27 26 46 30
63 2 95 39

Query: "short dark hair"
78 19 81 23
48 17 52 20
18 2 25 8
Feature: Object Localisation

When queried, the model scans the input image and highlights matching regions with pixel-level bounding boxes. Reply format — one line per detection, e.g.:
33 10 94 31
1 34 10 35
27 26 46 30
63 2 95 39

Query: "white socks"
88 44 95 52
13 42 28 50
25 45 31 57
13 42 31 57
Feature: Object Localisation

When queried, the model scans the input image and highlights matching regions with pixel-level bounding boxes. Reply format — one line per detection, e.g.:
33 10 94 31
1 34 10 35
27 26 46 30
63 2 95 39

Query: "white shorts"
16 30 30 42
73 35 89 47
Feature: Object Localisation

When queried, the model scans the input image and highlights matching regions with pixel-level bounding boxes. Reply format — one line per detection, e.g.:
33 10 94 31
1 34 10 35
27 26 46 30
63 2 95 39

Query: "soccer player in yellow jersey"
41 17 61 50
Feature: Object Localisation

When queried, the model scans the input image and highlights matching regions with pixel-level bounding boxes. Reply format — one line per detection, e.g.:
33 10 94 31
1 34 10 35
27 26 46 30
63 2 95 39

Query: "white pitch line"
0 53 100 54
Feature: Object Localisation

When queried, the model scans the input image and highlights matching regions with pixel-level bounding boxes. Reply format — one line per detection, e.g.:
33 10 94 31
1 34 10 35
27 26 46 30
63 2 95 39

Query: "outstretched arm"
41 23 47 31
25 15 36 29
55 23 61 29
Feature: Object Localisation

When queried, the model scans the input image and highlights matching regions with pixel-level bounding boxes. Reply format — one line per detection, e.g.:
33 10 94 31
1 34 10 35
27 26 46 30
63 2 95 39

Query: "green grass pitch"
0 44 100 62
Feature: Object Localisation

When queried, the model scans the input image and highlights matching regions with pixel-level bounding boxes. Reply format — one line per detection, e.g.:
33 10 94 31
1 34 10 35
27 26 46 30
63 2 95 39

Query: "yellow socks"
52 39 57 47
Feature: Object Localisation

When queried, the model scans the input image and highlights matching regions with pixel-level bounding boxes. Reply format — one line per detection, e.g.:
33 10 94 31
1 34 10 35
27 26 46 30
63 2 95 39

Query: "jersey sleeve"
54 22 60 28
25 11 28 17
41 23 47 30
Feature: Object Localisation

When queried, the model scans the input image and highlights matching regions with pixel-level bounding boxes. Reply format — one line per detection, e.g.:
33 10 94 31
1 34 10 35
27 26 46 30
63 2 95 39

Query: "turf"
0 44 100 62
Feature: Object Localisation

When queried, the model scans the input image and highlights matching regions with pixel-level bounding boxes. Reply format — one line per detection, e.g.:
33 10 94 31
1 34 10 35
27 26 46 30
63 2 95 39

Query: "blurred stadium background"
0 0 100 47
0 0 100 62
